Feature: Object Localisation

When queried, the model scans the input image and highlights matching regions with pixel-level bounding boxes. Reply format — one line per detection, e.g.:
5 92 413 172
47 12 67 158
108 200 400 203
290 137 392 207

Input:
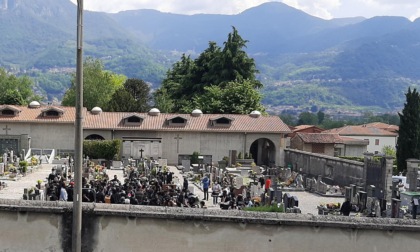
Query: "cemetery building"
0 103 291 166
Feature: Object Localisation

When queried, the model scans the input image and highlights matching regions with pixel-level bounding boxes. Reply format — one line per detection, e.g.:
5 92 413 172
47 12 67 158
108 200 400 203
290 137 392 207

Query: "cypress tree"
396 88 420 172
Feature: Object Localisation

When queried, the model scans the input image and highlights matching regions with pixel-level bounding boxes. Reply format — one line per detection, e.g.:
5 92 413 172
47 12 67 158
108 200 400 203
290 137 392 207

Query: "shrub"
238 152 243 159
191 151 200 164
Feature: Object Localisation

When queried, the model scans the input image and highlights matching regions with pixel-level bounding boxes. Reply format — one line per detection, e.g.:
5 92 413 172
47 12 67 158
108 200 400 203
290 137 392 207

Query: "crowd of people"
44 166 207 207
43 165 259 210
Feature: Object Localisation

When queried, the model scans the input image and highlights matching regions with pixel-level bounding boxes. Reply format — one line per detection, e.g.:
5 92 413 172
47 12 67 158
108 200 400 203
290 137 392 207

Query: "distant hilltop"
1 0 21 10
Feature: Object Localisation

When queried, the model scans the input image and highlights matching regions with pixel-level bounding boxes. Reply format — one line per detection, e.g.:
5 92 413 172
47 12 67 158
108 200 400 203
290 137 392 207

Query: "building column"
363 152 374 190
383 156 394 203
406 159 420 192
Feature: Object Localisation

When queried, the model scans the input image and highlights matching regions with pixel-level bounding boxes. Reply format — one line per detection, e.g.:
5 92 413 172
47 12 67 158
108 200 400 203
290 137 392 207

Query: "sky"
70 0 420 21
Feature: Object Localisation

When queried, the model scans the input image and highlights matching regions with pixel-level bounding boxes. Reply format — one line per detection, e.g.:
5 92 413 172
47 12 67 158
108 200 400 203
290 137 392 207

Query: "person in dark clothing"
340 199 352 216
259 176 265 188
183 178 188 192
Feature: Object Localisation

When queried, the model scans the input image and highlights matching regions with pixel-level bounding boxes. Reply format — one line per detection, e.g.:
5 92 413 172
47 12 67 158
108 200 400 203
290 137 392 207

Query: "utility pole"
72 1 83 251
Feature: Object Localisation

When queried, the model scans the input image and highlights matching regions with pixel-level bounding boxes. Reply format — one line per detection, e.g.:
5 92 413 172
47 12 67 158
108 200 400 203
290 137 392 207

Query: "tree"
61 58 126 110
107 78 152 112
0 68 41 105
297 112 318 125
195 80 264 114
155 27 264 114
396 88 420 172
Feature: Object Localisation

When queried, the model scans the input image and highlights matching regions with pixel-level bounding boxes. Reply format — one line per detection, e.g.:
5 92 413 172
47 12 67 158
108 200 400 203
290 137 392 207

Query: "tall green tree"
155 27 264 114
396 88 420 172
61 58 126 110
107 78 152 112
0 68 41 105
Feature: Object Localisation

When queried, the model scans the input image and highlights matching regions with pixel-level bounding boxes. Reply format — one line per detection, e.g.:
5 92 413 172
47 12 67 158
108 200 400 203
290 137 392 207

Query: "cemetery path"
0 164 53 199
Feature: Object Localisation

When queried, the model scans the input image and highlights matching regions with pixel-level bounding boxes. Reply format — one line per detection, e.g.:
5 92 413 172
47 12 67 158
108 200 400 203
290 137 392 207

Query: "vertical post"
72 1 83 252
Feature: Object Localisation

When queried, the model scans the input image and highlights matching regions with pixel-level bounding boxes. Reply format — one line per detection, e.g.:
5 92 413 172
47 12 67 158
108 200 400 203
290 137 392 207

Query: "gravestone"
367 185 376 197
283 193 291 209
291 196 299 207
358 191 367 211
182 160 191 172
285 168 292 180
275 190 282 204
251 165 260 175
229 150 237 168
345 187 352 201
235 176 244 189
0 163 4 174
250 184 259 197
158 159 167 167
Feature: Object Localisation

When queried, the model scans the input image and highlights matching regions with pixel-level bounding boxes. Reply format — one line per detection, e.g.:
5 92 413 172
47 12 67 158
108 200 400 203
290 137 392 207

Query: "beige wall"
0 201 419 252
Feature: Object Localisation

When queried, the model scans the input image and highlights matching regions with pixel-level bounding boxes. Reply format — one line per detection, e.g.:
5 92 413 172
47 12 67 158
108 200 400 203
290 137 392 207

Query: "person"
183 177 188 192
211 181 221 205
340 198 352 216
111 175 120 184
59 182 68 201
397 179 405 199
200 200 207 209
259 176 265 188
202 175 210 201
265 176 272 194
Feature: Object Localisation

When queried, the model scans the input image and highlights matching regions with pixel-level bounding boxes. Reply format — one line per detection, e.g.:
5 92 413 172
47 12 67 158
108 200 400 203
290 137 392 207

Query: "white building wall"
345 136 396 154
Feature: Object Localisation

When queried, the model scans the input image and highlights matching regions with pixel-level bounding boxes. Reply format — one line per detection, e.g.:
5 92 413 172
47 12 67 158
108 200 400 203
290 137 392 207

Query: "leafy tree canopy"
155 27 264 114
0 68 41 105
61 58 126 110
106 78 152 112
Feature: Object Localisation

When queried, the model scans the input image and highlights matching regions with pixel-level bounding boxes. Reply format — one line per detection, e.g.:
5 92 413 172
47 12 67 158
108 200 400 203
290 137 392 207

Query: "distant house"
286 125 325 148
290 133 368 157
323 124 398 154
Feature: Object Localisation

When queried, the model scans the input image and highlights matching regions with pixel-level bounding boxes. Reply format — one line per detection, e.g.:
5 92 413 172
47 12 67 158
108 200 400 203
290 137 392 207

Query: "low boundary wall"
0 200 419 252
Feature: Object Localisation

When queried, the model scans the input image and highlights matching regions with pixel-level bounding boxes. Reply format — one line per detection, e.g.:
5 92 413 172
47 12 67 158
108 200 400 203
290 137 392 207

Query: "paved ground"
0 164 345 215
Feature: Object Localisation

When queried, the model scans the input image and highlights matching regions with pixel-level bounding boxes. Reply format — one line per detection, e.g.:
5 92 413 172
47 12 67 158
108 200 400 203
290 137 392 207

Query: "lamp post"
72 1 83 251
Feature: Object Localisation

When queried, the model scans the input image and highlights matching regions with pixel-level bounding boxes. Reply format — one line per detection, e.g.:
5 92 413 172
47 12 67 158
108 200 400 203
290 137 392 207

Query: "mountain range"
1 0 420 114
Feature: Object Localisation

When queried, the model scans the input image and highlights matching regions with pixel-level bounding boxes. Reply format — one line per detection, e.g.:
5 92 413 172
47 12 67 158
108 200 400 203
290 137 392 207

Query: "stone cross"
2 125 11 135
139 149 144 159
174 134 182 153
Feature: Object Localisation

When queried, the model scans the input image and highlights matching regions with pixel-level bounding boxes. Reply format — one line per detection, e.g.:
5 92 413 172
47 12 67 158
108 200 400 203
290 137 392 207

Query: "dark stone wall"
285 149 365 186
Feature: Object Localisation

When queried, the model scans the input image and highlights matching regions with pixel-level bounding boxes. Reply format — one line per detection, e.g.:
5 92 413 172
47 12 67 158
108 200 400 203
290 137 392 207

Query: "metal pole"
72 1 83 251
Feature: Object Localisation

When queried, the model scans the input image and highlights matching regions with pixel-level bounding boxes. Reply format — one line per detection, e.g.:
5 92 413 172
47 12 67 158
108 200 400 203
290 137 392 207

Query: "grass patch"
244 204 284 213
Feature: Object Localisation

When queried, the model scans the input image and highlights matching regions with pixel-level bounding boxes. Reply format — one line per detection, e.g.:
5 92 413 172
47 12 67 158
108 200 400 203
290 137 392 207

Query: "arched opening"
85 134 105 140
249 138 276 167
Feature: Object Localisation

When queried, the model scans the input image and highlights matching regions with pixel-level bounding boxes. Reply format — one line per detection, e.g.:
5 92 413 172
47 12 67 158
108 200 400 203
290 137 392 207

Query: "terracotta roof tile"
0 105 291 133
296 133 368 145
0 105 82 123
323 125 397 136
84 112 291 133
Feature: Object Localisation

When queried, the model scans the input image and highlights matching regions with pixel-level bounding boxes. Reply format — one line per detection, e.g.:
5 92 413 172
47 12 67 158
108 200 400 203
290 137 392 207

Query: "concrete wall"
0 200 419 252
285 148 365 186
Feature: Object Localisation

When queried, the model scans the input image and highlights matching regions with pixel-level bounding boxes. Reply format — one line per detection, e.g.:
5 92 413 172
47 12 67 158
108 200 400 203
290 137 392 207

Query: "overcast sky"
70 0 420 21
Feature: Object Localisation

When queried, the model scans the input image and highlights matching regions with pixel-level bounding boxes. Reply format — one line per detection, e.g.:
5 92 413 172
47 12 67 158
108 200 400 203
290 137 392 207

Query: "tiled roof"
296 133 368 145
0 105 81 123
365 122 399 133
84 111 291 133
0 105 291 133
323 125 397 136
293 125 324 132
